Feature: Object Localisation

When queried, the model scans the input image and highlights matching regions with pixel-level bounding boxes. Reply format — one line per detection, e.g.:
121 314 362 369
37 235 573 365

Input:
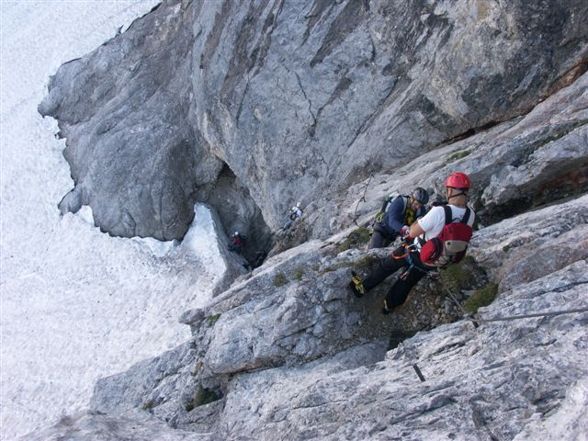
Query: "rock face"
470 194 588 292
32 1 588 440
39 0 588 246
305 70 588 238
75 185 586 441
33 249 588 440
40 2 206 241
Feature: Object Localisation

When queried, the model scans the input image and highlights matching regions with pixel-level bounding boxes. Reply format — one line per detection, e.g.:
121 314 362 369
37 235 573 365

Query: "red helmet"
445 172 471 189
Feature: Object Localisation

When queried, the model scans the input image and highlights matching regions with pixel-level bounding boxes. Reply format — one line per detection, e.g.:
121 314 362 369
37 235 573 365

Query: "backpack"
380 193 407 212
420 206 472 267
375 193 409 222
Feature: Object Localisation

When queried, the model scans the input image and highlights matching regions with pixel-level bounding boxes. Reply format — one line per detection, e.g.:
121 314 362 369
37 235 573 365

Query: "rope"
477 306 588 323
352 172 374 226
443 285 588 327
443 287 480 328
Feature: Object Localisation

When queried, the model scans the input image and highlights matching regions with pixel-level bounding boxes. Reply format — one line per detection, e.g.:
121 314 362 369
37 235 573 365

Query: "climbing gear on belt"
400 252 432 280
390 240 418 260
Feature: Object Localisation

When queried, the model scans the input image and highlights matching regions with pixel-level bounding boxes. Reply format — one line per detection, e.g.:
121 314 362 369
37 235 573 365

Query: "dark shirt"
382 196 426 235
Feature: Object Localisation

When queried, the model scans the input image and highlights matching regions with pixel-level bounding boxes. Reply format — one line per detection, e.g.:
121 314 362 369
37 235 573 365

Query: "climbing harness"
390 241 418 261
401 252 431 281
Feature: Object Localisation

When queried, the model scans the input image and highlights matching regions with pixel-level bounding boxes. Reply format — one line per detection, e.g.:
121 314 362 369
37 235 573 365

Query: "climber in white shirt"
350 172 476 314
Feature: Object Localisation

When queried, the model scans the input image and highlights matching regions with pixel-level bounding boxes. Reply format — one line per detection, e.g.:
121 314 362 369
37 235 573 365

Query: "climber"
228 231 245 255
369 187 430 249
282 202 303 230
350 172 476 314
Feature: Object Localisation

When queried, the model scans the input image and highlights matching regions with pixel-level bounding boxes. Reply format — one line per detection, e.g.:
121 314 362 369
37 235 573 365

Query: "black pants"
362 252 428 307
368 223 397 249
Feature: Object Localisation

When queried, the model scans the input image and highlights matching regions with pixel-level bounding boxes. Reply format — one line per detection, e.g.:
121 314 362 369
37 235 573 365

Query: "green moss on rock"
464 283 498 314
447 149 472 162
337 227 372 252
141 399 156 411
185 386 221 411
439 257 476 292
273 272 288 287
294 266 305 281
206 313 221 327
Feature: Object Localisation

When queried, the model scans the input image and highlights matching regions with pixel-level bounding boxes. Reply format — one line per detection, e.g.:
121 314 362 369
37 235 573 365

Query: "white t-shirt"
417 205 475 242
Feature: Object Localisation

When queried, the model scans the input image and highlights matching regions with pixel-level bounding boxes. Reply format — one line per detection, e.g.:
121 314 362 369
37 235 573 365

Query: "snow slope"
1 2 223 438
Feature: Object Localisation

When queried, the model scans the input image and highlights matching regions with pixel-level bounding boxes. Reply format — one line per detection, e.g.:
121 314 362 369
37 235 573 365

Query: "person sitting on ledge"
350 172 476 314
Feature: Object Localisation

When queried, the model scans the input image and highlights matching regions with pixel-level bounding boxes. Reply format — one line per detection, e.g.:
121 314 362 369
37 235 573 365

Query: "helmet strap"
447 188 468 200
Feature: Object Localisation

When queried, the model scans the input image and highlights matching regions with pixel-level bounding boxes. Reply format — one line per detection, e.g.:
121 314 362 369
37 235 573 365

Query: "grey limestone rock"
40 0 588 245
55 256 588 440
308 71 588 238
40 1 209 241
178 308 205 327
470 194 588 292
78 192 586 439
211 262 587 440
33 1 588 439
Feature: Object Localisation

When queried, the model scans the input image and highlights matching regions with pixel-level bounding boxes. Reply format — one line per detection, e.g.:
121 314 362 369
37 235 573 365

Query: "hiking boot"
350 271 366 298
382 299 394 315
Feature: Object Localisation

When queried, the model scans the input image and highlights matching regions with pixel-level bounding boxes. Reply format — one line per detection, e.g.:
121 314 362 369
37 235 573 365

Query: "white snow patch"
0 1 226 439
77 205 95 225
181 204 225 269
135 235 179 258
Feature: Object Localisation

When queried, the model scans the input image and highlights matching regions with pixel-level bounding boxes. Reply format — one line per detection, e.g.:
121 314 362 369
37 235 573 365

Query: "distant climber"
228 231 245 255
282 202 303 230
350 172 475 314
369 187 430 249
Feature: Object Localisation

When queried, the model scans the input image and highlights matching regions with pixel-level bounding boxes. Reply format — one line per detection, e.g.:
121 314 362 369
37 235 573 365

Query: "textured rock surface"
40 0 588 243
39 2 208 241
470 194 588 292
306 71 588 239
66 194 584 441
209 262 587 440
36 257 588 440
33 1 588 439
